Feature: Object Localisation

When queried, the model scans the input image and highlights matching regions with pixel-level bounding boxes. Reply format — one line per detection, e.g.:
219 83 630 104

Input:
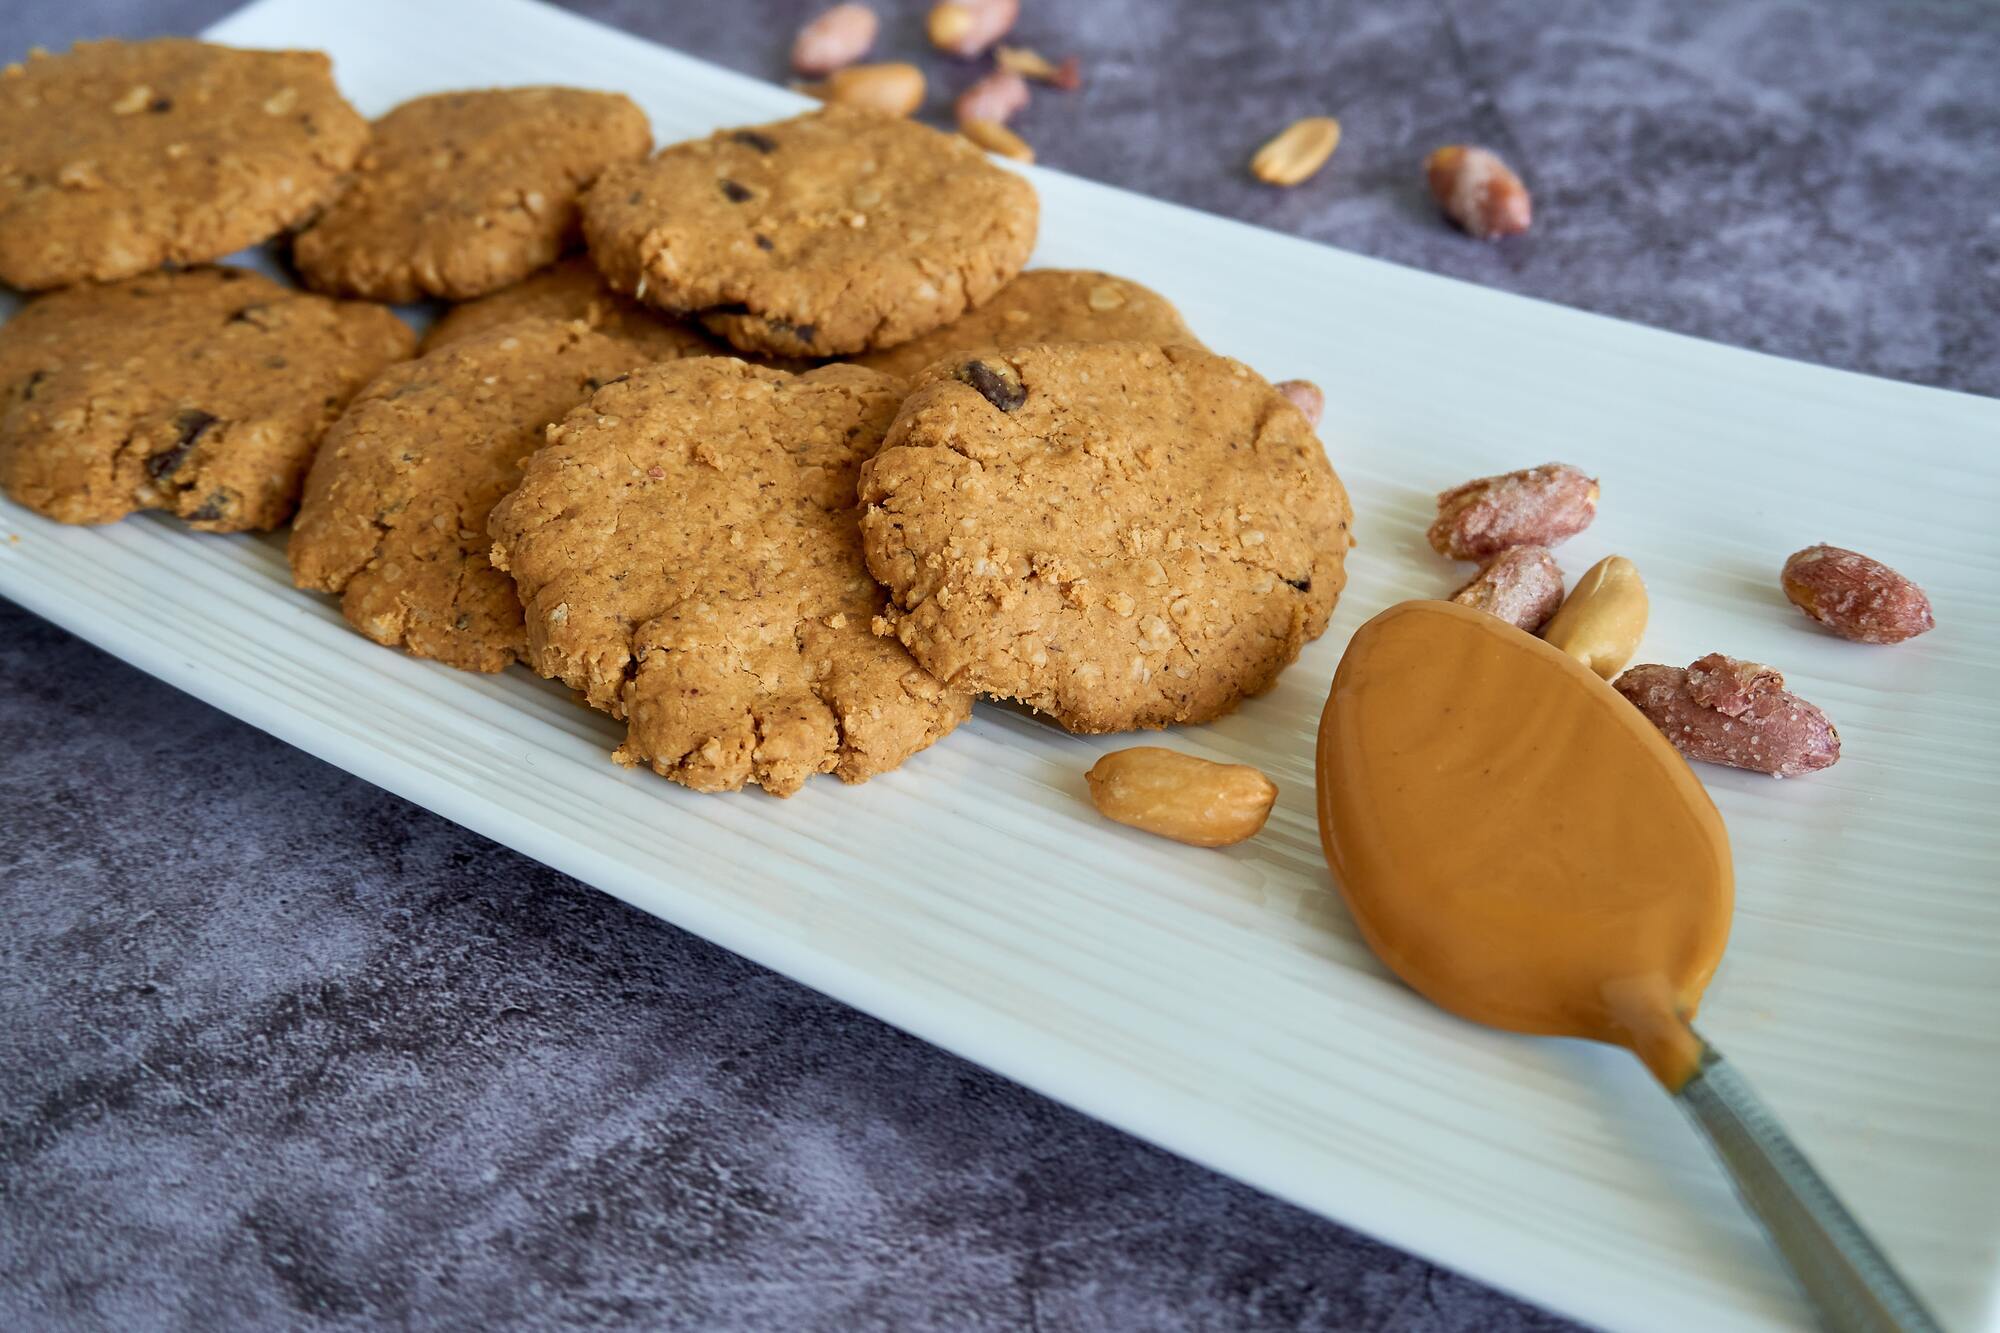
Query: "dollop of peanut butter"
1316 600 1732 1089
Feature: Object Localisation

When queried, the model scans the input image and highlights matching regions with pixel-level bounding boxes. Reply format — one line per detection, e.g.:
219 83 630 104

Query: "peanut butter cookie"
294 87 651 303
850 269 1199 380
489 358 971 795
0 267 412 530
859 342 1352 732
420 255 719 358
291 317 671 672
0 39 368 289
581 105 1037 359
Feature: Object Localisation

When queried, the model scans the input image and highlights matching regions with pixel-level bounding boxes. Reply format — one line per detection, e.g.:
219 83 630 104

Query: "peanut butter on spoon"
1317 598 1728 1088
1315 599 1940 1333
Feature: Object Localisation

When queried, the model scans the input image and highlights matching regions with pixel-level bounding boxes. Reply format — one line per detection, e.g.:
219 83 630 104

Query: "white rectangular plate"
4 2 1998 1329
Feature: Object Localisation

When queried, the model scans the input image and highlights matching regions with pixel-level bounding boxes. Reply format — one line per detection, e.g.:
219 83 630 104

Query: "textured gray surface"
2 2 1995 1330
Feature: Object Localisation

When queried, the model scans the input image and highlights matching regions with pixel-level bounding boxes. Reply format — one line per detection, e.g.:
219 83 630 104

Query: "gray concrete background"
3 2 1995 1329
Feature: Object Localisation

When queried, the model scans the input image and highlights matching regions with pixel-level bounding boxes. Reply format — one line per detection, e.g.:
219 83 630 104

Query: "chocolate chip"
766 319 816 345
958 359 1025 412
187 491 232 522
754 233 774 251
718 178 753 203
20 369 46 400
732 130 778 153
1284 576 1312 592
145 409 217 480
149 96 173 113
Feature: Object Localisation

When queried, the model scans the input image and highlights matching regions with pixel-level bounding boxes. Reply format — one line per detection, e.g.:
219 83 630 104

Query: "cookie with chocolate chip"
420 255 720 359
850 269 1200 380
0 39 369 290
581 105 1038 359
294 87 651 302
0 266 412 530
858 342 1352 732
488 358 971 795
291 317 672 672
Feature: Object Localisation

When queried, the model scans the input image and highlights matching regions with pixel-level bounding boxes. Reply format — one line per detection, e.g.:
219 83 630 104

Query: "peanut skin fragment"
1427 462 1598 560
1450 545 1564 631
1615 654 1840 778
1085 746 1278 848
1781 543 1935 644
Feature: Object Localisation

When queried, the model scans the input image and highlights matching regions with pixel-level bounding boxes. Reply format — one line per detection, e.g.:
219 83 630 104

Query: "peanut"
1425 145 1532 239
995 45 1081 90
955 68 1030 127
961 118 1034 163
927 0 1018 57
803 62 925 117
1451 545 1564 631
1615 654 1840 778
1251 116 1341 187
1540 555 1647 679
1085 747 1278 848
1275 378 1324 427
1427 462 1598 560
791 3 879 76
1781 544 1935 645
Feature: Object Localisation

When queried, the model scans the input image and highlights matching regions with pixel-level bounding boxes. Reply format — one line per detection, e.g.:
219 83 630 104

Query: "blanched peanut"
1085 747 1278 848
961 119 1034 163
1540 555 1647 679
1252 116 1341 187
927 0 1018 57
804 63 926 117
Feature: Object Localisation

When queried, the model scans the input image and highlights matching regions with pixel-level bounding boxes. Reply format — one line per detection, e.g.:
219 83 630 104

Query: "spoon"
1315 600 1943 1333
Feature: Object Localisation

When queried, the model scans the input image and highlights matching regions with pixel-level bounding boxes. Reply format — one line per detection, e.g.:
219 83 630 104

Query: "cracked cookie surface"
0 266 412 530
420 254 721 358
849 269 1199 380
581 105 1037 359
0 39 368 290
859 342 1352 732
290 317 671 672
294 87 651 303
488 357 971 795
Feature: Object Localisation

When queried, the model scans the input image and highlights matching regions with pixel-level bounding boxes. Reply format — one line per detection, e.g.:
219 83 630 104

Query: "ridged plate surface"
2 2 1996 1329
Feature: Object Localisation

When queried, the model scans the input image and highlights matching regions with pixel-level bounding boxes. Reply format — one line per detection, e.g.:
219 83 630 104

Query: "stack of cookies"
0 37 1353 798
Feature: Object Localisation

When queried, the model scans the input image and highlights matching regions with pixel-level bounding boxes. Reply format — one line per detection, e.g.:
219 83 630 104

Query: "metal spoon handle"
1675 1042 1944 1333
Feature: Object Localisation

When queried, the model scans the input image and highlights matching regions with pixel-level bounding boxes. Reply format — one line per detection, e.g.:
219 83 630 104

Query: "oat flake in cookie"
582 105 1038 359
488 359 972 796
849 269 1202 380
293 87 652 303
0 267 412 530
0 39 368 290
291 318 673 673
859 342 1353 733
420 255 720 358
